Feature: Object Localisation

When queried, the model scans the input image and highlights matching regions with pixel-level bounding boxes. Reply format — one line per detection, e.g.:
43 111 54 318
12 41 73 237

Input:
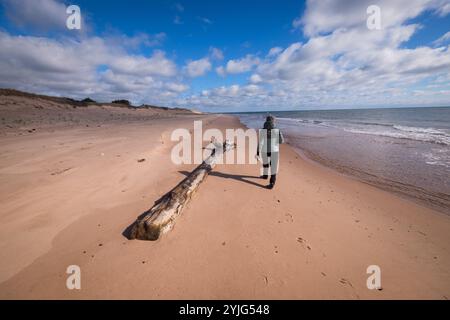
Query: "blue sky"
0 0 450 111
65 1 306 56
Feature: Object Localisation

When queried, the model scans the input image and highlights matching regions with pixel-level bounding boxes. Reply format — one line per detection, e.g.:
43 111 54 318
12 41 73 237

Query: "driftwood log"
130 141 235 241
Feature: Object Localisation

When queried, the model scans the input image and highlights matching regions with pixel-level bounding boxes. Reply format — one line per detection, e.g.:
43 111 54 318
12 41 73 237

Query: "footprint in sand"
285 213 294 223
339 278 362 297
339 278 352 287
50 167 74 175
339 278 360 298
296 237 311 250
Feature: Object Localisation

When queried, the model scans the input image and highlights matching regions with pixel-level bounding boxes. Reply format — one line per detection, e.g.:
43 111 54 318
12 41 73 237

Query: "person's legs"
268 152 279 188
261 152 270 179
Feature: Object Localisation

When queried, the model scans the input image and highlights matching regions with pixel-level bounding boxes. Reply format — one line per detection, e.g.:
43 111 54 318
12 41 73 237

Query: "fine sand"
0 94 449 299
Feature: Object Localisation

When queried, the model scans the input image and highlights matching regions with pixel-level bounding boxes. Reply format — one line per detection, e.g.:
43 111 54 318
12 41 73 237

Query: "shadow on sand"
179 170 267 189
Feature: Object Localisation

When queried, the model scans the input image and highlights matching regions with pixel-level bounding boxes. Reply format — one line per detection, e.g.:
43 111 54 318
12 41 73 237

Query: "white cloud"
165 82 189 93
0 31 184 105
1 0 450 111
182 0 450 111
216 66 226 77
433 31 450 45
250 74 263 84
267 47 283 57
243 84 263 95
2 0 67 31
222 54 260 74
209 47 224 60
109 50 177 77
210 84 240 97
184 57 212 77
435 0 450 15
296 0 445 37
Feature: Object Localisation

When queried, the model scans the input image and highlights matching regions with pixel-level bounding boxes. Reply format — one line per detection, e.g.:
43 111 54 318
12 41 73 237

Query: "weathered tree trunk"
129 141 234 241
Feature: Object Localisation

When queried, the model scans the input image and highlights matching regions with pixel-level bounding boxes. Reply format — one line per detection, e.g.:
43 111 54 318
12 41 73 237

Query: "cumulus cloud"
296 0 446 37
1 0 91 34
184 58 212 77
0 31 184 105
109 50 177 77
249 74 263 84
165 82 189 93
1 0 450 111
2 0 67 31
217 54 260 75
182 0 450 111
267 47 283 57
188 83 263 101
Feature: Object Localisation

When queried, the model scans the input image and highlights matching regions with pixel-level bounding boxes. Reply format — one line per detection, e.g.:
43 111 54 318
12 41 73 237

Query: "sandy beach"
0 92 449 299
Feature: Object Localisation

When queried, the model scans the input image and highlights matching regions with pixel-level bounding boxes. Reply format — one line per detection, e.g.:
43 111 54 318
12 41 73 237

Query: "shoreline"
233 115 450 215
290 145 450 216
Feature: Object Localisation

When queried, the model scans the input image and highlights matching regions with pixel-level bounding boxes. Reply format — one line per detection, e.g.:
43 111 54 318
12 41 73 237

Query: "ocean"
234 107 450 213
